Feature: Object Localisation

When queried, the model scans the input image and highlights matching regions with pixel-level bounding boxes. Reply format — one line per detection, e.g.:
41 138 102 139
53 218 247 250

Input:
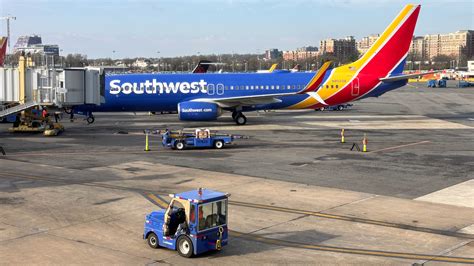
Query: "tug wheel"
177 235 193 258
175 141 185 150
147 232 159 249
214 140 224 149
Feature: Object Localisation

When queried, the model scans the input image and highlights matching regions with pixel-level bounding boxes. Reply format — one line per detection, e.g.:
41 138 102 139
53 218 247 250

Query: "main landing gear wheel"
147 233 159 249
234 113 247 125
177 235 193 258
86 116 95 124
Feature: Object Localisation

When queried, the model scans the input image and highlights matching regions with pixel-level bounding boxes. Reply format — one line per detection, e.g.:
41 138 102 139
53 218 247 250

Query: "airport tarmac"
1 84 474 264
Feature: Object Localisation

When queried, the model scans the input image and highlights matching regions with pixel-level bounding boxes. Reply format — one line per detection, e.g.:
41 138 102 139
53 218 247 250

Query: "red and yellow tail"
0 37 7 66
319 4 421 105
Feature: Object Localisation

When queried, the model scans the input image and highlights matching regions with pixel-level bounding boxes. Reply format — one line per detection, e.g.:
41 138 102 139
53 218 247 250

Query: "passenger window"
331 85 334 89
240 86 244 90
261 85 264 89
245 86 249 90
271 85 274 90
292 85 295 89
266 85 269 90
326 85 329 89
336 85 339 88
225 86 228 90
276 85 279 90
287 85 291 90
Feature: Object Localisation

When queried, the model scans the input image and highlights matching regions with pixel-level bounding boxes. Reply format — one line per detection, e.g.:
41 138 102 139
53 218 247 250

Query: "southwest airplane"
76 4 427 125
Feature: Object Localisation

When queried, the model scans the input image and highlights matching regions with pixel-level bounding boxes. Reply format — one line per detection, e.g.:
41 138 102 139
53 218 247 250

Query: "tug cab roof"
170 188 230 203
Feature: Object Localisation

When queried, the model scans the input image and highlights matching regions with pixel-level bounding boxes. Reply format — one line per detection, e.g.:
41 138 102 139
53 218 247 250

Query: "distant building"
13 35 59 56
410 36 425 61
264 49 282 60
319 36 357 59
423 30 474 61
283 46 318 61
132 59 150 68
357 34 380 55
13 35 42 51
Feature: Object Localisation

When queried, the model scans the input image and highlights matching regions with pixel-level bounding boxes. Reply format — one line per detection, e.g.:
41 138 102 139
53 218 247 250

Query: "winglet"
299 61 332 93
268 63 278 73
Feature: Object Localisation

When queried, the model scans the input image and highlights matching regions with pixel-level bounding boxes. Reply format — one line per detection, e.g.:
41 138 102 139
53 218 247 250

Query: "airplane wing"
190 61 332 108
380 71 439 82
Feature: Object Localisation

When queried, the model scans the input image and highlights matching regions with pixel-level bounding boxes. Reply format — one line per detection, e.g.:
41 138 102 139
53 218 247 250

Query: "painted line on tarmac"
230 200 474 239
2 171 472 241
368 141 431 153
231 231 474 264
144 193 169 208
142 192 474 264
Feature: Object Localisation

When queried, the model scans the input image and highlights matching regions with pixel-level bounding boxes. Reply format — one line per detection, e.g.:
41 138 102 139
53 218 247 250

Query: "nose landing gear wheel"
234 113 247 125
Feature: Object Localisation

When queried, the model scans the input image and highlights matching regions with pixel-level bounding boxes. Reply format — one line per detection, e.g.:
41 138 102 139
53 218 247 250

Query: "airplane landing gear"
86 112 95 124
233 112 247 125
86 116 95 124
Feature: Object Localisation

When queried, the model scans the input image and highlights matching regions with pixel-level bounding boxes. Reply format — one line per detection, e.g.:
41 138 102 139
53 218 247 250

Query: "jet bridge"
0 55 103 118
0 55 103 135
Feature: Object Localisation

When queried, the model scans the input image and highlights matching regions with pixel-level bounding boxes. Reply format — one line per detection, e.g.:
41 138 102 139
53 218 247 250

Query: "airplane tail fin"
268 63 278 73
192 60 212 73
0 37 7 67
348 4 420 77
299 61 332 93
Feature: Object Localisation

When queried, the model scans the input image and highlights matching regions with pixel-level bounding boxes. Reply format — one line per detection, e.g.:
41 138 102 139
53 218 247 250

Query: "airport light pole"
0 15 16 52
157 51 160 72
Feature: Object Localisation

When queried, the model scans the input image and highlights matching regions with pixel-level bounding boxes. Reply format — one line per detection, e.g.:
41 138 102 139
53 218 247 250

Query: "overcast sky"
1 0 473 58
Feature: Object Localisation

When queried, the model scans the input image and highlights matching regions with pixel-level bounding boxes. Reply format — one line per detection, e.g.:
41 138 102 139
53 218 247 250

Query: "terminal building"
13 35 60 56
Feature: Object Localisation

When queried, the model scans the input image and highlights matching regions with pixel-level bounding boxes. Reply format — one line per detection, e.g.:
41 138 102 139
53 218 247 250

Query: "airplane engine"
178 101 222 121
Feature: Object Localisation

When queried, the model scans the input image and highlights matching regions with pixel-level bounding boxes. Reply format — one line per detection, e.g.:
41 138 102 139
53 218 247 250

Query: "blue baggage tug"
161 128 234 150
143 189 230 257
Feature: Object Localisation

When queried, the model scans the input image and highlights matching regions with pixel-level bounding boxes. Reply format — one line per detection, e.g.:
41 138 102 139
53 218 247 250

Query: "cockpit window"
198 199 227 231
